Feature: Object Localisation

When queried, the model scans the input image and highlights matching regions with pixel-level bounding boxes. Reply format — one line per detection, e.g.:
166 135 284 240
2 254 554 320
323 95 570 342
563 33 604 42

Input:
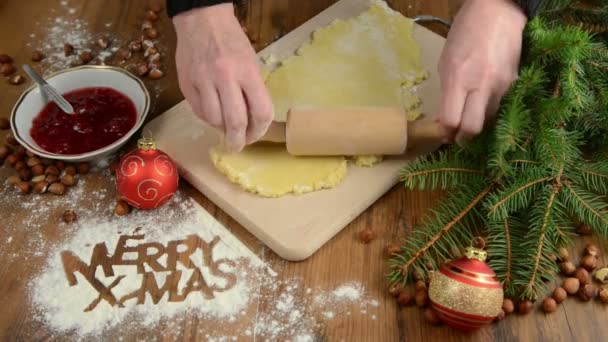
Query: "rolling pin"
259 107 443 156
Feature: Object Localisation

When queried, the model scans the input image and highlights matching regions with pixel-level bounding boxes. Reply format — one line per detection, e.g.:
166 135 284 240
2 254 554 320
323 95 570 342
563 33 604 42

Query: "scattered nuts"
386 243 401 257
62 210 77 223
6 154 18 166
550 254 558 262
27 156 41 167
31 50 45 62
543 297 557 313
397 291 412 306
19 168 32 181
563 277 580 295
584 243 600 257
45 165 60 176
129 39 143 52
14 160 26 171
0 145 9 158
576 223 593 235
7 175 21 185
141 20 154 31
415 280 426 292
135 62 149 77
502 298 515 314
8 74 24 85
1 63 16 76
150 2 162 13
115 200 130 216
581 254 598 271
6 133 18 145
80 50 93 63
48 182 66 195
97 38 110 49
494 309 506 322
594 267 608 284
77 162 90 175
558 247 569 261
424 308 441 326
25 150 35 158
16 181 31 194
148 68 163 80
144 46 158 58
32 164 44 176
575 267 591 285
518 300 534 315
412 269 423 282
578 284 596 301
55 160 65 171
145 10 159 21
144 27 158 39
31 175 46 183
33 181 49 194
45 174 59 183
414 290 428 307
14 146 26 156
70 59 84 67
0 54 13 63
64 43 74 56
389 284 403 297
65 165 77 176
61 174 76 187
358 228 376 244
117 47 131 60
553 287 567 303
599 287 608 304
559 261 576 276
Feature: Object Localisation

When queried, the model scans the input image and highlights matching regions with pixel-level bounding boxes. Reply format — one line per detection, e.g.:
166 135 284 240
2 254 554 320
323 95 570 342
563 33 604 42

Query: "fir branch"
573 161 608 195
561 182 608 237
487 217 519 297
399 151 484 191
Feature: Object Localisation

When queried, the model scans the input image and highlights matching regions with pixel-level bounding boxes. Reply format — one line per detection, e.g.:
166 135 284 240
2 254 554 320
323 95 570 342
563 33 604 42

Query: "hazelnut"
388 284 404 297
518 300 534 315
70 59 84 67
550 254 558 262
65 165 77 176
31 175 46 183
559 261 576 276
7 175 21 185
14 146 26 156
19 168 32 181
581 254 598 271
97 38 110 49
0 54 13 63
136 62 149 77
31 50 45 62
412 269 423 282
414 290 428 307
423 308 441 326
141 20 154 31
576 223 593 235
45 165 60 176
145 10 159 21
25 150 35 158
8 74 24 85
5 133 18 146
117 47 131 60
6 154 18 166
584 243 600 257
27 156 41 167
128 39 143 52
55 160 65 170
80 50 93 63
502 298 515 314
563 277 580 295
558 247 569 261
575 267 591 285
148 68 163 80
77 162 90 174
414 280 426 292
48 182 66 195
31 164 44 176
144 27 159 39
61 174 76 187
494 309 506 322
358 228 376 244
386 243 401 257
62 210 77 223
598 287 608 304
394 290 413 308
1 63 15 76
150 2 162 13
64 43 74 56
0 144 9 156
33 181 49 194
578 284 596 301
115 200 130 216
144 46 158 57
16 181 31 194
14 160 26 171
553 287 567 303
543 297 557 313
45 174 59 183
594 267 608 284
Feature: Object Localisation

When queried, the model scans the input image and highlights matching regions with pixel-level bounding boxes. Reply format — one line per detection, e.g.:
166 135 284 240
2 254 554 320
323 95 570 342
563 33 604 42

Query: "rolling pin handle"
406 118 443 150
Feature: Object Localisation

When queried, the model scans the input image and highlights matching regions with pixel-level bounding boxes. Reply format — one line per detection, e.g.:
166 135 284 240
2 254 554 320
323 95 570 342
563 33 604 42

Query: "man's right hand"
173 3 273 153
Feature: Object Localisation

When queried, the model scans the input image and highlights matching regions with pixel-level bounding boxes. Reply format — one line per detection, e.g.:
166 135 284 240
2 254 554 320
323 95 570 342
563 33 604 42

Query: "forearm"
166 0 234 17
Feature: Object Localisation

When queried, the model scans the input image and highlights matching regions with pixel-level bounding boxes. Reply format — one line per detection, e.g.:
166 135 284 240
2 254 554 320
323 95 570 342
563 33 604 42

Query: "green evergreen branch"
399 151 484 191
574 162 608 195
561 182 608 237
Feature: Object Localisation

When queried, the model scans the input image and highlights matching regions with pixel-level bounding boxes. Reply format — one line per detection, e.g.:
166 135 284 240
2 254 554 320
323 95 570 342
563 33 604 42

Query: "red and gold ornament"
428 246 504 331
116 137 179 209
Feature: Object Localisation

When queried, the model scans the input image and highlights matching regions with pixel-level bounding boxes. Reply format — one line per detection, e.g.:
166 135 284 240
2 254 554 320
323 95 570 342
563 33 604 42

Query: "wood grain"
0 1 606 341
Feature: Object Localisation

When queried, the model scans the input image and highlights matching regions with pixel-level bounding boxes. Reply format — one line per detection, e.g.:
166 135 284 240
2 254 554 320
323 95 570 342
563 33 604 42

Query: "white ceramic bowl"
10 65 150 162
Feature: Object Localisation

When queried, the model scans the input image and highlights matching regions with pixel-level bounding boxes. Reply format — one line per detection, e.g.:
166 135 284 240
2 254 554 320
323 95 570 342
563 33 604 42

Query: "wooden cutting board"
144 0 446 261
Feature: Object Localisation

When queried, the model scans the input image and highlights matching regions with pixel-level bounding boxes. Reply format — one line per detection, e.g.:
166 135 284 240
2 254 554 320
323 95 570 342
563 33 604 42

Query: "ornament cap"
137 137 157 151
464 247 487 262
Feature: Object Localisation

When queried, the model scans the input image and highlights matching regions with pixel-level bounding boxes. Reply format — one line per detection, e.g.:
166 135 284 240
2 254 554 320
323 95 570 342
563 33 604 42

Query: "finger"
485 93 502 124
455 89 491 143
218 81 248 153
436 78 467 143
241 71 273 144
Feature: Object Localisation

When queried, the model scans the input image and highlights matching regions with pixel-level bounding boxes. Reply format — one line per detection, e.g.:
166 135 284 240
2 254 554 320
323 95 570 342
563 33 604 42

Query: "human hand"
436 0 528 143
173 4 273 152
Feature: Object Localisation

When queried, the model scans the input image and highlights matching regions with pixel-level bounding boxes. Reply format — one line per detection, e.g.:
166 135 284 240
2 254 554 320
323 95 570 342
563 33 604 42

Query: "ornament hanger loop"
471 236 486 250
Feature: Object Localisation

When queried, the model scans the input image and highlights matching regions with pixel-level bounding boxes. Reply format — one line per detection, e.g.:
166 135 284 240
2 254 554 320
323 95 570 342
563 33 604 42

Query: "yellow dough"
210 144 347 197
211 1 426 197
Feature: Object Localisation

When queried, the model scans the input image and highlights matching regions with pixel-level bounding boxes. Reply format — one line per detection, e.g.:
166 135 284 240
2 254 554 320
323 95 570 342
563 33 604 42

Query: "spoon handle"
22 64 75 115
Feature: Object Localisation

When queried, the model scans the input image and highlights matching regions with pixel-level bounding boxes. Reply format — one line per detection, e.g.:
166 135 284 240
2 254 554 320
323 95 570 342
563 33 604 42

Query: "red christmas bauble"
116 137 179 209
428 247 503 332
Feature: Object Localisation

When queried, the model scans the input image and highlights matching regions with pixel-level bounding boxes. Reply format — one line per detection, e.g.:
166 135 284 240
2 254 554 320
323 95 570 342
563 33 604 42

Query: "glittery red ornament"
428 247 504 332
116 137 178 209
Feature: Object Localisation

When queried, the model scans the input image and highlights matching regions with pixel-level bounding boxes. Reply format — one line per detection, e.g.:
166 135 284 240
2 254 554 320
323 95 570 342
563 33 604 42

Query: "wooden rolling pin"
260 107 443 156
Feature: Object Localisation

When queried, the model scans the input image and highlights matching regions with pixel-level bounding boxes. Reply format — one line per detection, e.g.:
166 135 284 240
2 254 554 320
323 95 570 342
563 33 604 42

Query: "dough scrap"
211 1 426 197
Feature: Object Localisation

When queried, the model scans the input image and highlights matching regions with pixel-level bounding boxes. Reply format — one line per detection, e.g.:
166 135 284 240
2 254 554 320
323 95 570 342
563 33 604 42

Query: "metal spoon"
22 64 75 114
413 15 452 28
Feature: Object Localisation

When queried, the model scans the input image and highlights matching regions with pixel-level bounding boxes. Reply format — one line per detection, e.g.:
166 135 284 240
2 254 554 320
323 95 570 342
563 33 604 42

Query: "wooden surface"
143 0 446 261
1 1 606 341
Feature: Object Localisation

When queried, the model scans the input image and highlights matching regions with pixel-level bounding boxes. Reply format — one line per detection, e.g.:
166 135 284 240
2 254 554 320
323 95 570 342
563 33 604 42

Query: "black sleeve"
166 0 234 18
514 0 543 19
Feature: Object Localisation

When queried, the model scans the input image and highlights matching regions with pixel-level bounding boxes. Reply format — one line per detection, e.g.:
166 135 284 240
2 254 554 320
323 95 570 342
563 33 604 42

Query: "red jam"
30 87 137 154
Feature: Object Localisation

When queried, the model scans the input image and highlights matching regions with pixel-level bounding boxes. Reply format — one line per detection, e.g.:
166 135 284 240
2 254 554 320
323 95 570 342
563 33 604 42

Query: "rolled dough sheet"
210 0 426 197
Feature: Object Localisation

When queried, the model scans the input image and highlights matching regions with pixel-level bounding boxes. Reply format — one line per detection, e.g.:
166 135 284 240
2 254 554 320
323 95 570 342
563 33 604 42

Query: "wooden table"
0 1 605 341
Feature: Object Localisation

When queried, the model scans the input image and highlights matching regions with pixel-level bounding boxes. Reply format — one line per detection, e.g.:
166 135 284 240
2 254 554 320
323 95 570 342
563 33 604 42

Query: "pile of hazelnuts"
0 54 25 86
